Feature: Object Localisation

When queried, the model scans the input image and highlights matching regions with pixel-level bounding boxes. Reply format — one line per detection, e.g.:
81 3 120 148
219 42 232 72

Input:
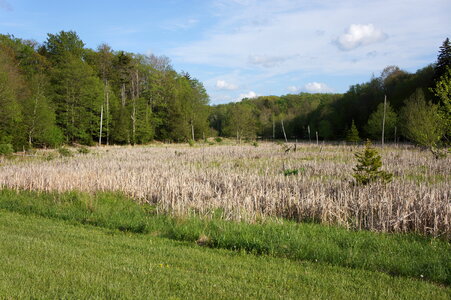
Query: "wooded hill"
0 31 449 150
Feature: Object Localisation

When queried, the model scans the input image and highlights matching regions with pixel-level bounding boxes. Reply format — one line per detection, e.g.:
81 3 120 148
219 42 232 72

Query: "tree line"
0 31 210 151
211 38 450 150
0 31 449 151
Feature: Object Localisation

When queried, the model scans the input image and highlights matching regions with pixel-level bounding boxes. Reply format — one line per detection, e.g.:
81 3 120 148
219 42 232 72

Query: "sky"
1 0 450 104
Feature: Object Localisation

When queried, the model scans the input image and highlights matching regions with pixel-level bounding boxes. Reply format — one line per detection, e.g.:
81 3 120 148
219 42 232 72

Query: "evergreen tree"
44 32 103 144
346 120 360 143
435 38 451 80
353 140 392 185
111 106 130 144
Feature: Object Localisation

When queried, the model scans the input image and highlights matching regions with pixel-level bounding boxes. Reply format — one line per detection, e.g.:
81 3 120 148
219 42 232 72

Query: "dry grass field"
0 142 449 237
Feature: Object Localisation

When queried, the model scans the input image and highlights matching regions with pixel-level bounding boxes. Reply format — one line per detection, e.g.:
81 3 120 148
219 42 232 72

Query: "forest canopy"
0 31 449 150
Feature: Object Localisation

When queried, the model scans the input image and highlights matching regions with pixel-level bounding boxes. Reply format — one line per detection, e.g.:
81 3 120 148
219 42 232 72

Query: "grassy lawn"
0 209 449 299
0 189 449 285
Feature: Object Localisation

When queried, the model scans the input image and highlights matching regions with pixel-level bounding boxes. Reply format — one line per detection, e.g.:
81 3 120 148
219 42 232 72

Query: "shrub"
77 146 90 154
284 169 299 176
58 147 73 157
45 152 57 161
215 137 223 143
188 140 195 147
0 143 13 156
252 141 259 147
353 140 392 185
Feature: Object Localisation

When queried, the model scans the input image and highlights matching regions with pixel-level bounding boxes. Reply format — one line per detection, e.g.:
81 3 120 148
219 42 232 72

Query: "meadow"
0 142 450 297
0 142 449 237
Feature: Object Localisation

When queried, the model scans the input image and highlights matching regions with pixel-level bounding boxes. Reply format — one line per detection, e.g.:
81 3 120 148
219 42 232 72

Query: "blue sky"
1 0 450 104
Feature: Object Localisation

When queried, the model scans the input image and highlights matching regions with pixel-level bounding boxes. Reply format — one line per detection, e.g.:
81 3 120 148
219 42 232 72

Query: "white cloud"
248 54 293 68
287 86 300 93
335 24 387 51
238 91 258 100
169 0 450 103
216 79 238 90
304 82 332 93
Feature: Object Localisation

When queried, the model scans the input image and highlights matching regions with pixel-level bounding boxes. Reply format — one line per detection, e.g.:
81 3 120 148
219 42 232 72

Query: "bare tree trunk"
394 126 397 145
316 131 319 145
29 80 41 147
131 98 136 145
99 104 103 145
308 125 311 143
121 84 126 107
131 74 137 145
106 81 110 145
135 71 140 98
382 94 387 147
272 116 275 140
191 120 195 141
281 119 288 143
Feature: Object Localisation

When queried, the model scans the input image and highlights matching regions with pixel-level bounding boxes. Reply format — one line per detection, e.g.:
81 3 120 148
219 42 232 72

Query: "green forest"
0 31 449 151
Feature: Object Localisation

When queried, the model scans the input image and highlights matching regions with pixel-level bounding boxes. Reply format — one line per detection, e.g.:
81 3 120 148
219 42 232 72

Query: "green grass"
0 189 449 286
1 210 449 299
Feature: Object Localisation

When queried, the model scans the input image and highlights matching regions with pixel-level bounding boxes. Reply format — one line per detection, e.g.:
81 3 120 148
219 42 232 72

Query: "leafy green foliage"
223 102 258 141
77 146 89 154
353 141 392 185
0 32 211 147
431 66 451 139
0 143 13 156
57 147 73 157
0 32 447 147
400 89 446 149
283 169 299 176
365 102 397 140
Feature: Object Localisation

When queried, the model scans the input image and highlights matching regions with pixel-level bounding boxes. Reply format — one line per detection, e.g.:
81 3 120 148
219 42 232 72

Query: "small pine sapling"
353 140 392 185
346 120 361 144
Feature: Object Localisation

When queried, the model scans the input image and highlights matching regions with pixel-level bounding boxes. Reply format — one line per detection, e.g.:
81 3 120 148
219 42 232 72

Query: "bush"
215 137 223 143
77 146 90 154
284 169 299 176
58 147 73 157
353 140 392 185
252 141 259 147
45 152 57 161
188 140 195 147
0 143 14 156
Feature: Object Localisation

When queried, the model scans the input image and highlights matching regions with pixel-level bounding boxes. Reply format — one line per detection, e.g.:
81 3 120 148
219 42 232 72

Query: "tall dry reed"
0 143 449 237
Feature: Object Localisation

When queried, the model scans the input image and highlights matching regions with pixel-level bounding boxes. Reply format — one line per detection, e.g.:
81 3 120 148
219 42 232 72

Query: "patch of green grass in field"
0 189 449 285
0 189 151 233
1 210 449 299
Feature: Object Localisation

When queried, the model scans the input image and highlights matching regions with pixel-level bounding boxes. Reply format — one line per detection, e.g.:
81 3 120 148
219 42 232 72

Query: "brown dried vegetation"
0 143 449 237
